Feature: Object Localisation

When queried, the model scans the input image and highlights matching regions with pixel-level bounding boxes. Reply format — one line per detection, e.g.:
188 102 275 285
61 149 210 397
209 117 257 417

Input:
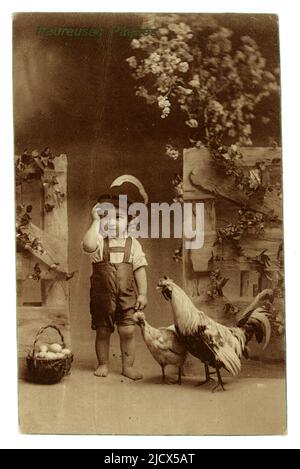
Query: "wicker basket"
26 325 74 384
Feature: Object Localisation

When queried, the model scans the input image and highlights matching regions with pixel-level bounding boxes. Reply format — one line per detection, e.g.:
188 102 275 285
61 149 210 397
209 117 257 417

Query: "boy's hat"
98 175 148 207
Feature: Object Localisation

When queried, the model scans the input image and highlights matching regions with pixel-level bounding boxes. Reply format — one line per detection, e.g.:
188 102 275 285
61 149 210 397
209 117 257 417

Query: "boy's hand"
135 294 147 311
91 204 100 221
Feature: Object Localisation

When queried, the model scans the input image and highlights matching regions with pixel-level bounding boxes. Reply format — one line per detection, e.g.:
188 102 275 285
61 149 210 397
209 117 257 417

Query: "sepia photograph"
13 12 286 435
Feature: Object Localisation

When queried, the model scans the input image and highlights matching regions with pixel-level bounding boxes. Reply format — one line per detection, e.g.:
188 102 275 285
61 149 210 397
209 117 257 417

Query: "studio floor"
18 332 286 436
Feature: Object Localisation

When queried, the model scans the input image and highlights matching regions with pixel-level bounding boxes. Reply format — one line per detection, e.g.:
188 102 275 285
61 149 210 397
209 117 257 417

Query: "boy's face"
100 207 128 238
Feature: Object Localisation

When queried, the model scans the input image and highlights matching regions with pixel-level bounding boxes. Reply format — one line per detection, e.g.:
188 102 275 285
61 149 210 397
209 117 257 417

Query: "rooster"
157 277 273 391
133 311 187 384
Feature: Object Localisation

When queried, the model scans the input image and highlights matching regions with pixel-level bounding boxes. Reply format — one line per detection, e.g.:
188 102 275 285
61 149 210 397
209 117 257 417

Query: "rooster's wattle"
157 277 273 391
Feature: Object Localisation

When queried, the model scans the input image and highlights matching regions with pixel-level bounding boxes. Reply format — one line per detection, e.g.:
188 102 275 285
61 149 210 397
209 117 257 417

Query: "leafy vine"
16 149 74 282
15 148 66 212
216 210 265 244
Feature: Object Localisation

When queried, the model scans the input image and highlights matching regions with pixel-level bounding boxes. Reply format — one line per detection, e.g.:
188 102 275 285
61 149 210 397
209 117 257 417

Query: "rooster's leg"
195 363 216 386
212 368 225 392
161 365 176 385
177 367 182 385
161 366 166 384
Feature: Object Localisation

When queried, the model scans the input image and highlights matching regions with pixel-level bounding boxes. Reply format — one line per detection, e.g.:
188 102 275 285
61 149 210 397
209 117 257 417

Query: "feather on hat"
98 175 148 206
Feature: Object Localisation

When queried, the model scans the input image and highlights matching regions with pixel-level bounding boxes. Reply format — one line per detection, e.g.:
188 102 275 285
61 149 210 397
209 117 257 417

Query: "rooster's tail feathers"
246 309 271 350
216 345 242 376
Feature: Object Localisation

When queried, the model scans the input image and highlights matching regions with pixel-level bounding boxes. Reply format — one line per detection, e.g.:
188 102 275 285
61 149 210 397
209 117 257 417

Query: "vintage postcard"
14 12 286 435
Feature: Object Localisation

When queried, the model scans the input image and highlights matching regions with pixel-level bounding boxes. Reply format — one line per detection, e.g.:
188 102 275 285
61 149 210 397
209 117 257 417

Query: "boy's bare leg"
118 325 143 380
94 326 111 377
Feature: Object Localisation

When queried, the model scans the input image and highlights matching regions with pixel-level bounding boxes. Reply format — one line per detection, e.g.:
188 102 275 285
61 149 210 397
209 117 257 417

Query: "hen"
133 311 187 384
157 277 273 391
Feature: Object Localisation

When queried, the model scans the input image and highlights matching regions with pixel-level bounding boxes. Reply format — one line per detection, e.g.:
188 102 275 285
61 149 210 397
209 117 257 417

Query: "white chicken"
133 311 187 384
157 277 273 391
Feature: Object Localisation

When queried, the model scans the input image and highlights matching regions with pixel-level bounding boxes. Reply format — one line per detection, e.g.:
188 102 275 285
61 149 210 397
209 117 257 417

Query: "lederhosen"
90 237 137 332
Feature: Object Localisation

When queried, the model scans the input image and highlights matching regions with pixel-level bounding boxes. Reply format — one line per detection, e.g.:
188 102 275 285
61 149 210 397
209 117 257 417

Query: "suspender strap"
123 237 132 263
102 237 132 263
102 237 110 263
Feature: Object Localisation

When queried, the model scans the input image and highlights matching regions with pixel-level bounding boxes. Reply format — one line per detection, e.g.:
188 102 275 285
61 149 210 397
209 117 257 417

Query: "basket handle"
32 325 66 359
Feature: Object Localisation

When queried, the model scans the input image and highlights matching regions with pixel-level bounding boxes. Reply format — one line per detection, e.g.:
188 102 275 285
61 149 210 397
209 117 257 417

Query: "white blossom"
131 39 140 49
149 52 161 62
126 56 137 68
158 96 170 109
185 119 198 128
178 62 189 73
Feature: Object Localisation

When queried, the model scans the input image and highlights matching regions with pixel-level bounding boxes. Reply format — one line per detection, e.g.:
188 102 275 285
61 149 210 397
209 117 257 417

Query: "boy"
82 192 148 380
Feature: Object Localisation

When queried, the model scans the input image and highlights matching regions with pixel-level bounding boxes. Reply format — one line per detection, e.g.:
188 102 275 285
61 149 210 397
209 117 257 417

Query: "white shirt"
82 235 148 271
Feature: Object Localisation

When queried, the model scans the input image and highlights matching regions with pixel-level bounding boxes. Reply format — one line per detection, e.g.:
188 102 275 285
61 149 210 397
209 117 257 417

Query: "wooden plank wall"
16 155 71 359
183 146 284 361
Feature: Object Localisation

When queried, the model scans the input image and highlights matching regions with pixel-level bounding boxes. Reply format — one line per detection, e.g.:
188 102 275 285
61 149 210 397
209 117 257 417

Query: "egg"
39 344 48 353
45 351 59 360
55 352 64 359
61 348 71 356
48 343 62 353
36 351 47 359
